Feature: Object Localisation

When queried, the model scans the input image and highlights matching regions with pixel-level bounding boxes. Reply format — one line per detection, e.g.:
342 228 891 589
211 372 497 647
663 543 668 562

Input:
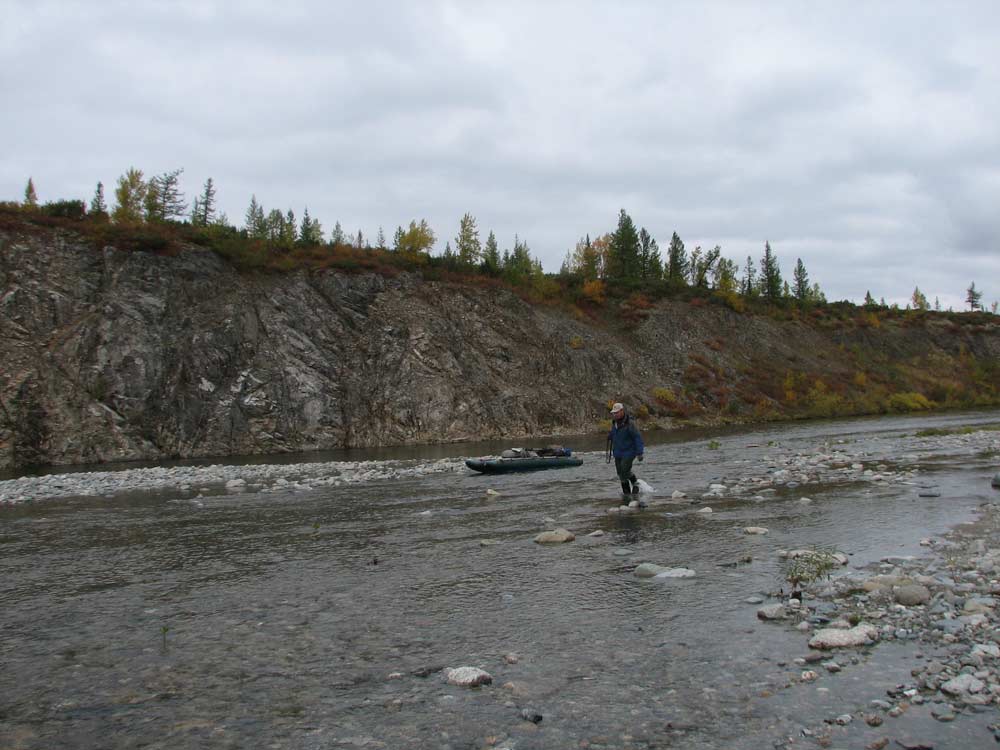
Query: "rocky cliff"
2 226 998 471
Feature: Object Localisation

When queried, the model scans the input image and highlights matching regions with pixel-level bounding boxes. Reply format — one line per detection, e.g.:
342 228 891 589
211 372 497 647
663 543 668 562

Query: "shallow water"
2 410 1000 749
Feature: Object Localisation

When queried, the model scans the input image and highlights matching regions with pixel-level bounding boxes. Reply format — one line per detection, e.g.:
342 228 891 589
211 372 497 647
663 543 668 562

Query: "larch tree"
455 212 482 266
713 257 739 294
112 167 147 223
192 177 216 226
911 287 929 311
638 228 662 280
741 255 757 297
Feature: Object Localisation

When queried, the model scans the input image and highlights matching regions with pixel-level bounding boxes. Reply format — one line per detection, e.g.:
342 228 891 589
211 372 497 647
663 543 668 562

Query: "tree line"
12 175 996 312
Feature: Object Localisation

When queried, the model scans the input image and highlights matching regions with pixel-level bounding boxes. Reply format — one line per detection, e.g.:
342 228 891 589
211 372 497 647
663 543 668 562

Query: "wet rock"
864 713 883 726
940 673 984 695
834 713 852 725
963 597 996 615
992 473 1000 488
587 530 605 537
696 507 713 513
745 595 765 604
534 529 575 544
809 623 879 649
757 604 787 620
503 653 519 665
801 670 818 682
930 707 955 722
865 739 888 750
894 585 931 606
519 708 543 723
743 526 769 535
445 667 493 687
634 563 668 578
654 567 696 579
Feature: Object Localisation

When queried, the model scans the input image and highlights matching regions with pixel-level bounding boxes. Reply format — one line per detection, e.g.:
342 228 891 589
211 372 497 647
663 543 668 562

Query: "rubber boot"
620 480 632 497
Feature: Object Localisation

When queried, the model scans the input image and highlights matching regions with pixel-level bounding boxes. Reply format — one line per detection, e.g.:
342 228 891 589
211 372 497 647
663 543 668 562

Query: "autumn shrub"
568 336 584 350
581 279 606 305
885 392 933 412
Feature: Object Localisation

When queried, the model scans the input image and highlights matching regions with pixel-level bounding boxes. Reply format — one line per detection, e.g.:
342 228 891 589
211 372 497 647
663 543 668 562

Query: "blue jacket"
609 415 644 459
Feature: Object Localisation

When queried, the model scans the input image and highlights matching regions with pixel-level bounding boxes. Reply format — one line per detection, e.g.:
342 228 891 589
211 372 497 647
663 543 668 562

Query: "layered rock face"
1 228 998 471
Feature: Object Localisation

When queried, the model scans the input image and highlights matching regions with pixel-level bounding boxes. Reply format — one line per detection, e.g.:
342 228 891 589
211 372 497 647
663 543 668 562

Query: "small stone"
446 667 493 687
697 507 713 513
865 740 888 750
503 653 519 665
587 530 605 537
520 708 543 724
486 488 500 496
864 713 883 726
801 670 819 682
534 528 575 544
745 595 765 604
835 713 852 725
941 673 984 695
894 585 931 606
824 661 841 673
743 526 769 535
654 567 696 579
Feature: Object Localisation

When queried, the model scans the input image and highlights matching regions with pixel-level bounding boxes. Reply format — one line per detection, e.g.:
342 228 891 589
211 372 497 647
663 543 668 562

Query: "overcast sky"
3 1 998 309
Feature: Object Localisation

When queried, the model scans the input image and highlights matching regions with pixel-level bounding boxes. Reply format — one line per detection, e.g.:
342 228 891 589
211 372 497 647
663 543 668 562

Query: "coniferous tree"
967 282 983 311
760 241 782 301
792 258 810 301
864 290 876 307
354 229 363 250
89 182 108 217
299 208 323 245
23 178 38 208
392 226 405 252
665 232 688 285
607 209 640 280
713 257 739 294
911 287 929 311
935 297 942 312
113 168 147 223
638 228 663 280
145 168 186 221
482 230 500 275
741 256 757 297
245 195 265 238
690 245 721 288
810 283 826 304
192 177 216 226
376 227 386 249
331 221 345 246
455 212 482 266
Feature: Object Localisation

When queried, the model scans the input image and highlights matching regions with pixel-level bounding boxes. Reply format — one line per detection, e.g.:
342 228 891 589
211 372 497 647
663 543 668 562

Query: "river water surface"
2 410 1000 749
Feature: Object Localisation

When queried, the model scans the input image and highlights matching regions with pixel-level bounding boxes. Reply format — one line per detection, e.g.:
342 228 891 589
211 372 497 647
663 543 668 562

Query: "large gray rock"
809 623 879 649
941 673 985 696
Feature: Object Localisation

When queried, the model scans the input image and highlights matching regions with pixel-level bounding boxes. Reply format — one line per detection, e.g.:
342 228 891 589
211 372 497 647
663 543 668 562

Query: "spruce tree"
967 282 983 311
331 221 345 246
741 256 757 297
376 227 386 249
792 258 809 301
23 178 38 208
760 241 782 301
245 195 265 238
90 182 108 217
864 291 876 307
607 209 640 280
666 232 688 285
483 230 500 274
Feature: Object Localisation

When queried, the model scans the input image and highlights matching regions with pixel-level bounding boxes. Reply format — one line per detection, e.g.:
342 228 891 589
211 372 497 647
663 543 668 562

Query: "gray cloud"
3 0 998 310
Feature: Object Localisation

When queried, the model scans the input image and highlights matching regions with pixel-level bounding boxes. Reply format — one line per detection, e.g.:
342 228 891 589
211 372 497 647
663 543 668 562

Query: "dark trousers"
615 456 637 495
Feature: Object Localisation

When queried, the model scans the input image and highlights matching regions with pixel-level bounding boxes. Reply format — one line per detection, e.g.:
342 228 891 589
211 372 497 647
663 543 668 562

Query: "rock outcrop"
2 226 999 471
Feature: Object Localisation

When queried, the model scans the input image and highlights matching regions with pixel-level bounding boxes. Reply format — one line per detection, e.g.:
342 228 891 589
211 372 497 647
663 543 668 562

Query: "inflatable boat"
465 447 582 474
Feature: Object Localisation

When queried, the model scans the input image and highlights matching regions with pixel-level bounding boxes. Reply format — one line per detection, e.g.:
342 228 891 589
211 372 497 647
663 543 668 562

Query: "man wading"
607 402 645 501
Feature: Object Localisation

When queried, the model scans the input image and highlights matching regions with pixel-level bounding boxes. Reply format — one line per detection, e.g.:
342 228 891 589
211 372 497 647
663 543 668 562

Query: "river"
2 409 999 749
